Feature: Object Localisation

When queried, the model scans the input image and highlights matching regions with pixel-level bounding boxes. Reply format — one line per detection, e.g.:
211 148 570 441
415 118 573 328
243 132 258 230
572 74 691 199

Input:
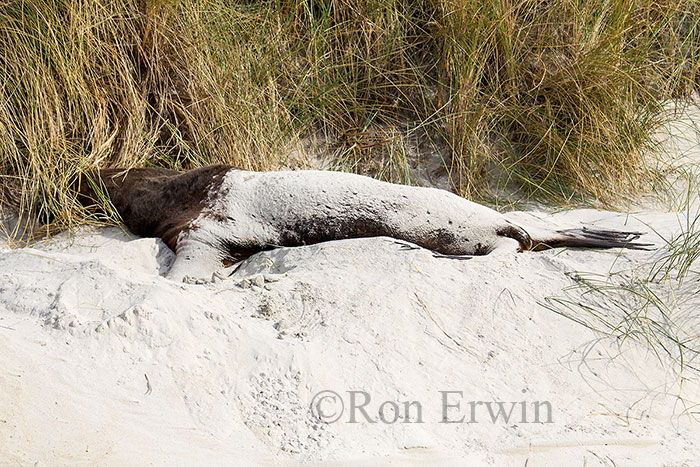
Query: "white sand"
1 107 699 466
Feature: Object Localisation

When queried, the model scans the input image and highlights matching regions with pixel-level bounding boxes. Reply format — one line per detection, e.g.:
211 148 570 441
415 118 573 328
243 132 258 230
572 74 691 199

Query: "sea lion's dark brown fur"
78 165 230 251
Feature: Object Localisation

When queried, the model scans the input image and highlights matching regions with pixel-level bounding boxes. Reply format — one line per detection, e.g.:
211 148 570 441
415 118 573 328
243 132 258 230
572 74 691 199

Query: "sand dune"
1 106 699 467
0 205 698 465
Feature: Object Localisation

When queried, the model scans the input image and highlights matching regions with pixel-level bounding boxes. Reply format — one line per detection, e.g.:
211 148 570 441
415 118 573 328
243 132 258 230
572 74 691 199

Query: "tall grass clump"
0 0 299 233
0 0 698 236
436 0 699 200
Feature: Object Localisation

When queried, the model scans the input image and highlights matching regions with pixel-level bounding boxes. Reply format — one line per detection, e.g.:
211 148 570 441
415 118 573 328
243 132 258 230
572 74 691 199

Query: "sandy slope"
0 206 699 466
1 105 699 466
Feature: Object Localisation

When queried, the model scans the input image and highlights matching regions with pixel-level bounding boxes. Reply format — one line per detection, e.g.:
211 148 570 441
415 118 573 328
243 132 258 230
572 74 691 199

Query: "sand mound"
1 205 699 465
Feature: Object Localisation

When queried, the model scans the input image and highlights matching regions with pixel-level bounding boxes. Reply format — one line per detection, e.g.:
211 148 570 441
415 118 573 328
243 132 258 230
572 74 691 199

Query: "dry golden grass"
0 0 698 235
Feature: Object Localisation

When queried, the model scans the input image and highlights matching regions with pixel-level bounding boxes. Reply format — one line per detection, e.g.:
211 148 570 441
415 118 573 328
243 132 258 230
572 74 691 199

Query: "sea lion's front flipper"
166 239 224 283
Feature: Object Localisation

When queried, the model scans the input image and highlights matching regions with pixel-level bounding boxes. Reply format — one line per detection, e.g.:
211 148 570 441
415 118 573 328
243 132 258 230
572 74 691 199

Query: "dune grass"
0 0 699 234
541 199 700 373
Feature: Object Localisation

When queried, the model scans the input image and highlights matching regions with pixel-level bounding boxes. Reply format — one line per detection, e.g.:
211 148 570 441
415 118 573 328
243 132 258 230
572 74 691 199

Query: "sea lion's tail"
527 226 654 251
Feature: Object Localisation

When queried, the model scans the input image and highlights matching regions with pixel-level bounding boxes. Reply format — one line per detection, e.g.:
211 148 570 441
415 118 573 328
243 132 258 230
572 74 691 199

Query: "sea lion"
77 164 651 281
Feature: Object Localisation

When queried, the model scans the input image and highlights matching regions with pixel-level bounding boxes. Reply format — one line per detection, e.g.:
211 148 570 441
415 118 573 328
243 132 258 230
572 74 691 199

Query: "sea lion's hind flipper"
531 227 654 251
